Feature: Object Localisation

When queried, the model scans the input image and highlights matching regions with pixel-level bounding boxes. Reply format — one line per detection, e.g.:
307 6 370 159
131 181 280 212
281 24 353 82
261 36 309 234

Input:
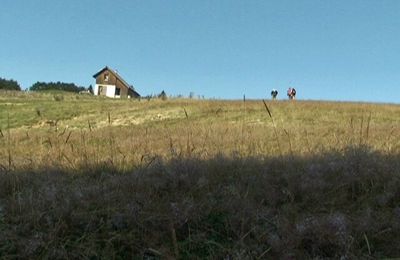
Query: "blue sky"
1 0 399 102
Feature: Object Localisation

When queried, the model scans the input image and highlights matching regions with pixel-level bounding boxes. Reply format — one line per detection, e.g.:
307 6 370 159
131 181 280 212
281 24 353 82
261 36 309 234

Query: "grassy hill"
0 90 400 258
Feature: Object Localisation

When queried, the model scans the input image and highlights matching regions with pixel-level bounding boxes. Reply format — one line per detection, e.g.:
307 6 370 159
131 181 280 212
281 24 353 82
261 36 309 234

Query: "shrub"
0 77 21 91
30 81 85 93
53 94 64 101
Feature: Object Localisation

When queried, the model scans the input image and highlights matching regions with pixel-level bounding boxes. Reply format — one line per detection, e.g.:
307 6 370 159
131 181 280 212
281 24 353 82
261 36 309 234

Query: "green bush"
0 77 21 91
30 81 85 93
53 94 64 101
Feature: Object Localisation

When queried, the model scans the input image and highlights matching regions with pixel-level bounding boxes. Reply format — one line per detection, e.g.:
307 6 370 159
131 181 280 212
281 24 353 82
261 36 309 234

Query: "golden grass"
1 92 399 170
0 91 400 258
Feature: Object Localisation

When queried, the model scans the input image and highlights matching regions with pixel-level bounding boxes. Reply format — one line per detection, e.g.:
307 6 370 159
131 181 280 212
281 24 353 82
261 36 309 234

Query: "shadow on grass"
0 146 399 259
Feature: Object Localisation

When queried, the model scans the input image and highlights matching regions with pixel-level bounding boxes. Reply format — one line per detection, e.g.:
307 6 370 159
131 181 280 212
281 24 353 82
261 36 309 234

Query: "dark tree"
0 77 21 91
29 81 85 93
158 90 167 100
88 85 94 94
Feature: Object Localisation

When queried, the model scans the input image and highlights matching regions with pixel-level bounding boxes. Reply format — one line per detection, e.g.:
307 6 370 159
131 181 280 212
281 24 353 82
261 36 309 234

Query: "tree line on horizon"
1 76 181 99
0 77 21 91
0 76 88 93
29 81 86 92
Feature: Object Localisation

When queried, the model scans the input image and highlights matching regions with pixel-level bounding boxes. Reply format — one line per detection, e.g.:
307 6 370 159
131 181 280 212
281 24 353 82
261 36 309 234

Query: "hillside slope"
0 91 399 258
1 91 399 168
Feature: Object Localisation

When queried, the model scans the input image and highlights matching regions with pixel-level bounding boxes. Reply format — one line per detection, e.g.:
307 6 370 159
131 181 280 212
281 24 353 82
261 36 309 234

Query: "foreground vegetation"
0 91 399 258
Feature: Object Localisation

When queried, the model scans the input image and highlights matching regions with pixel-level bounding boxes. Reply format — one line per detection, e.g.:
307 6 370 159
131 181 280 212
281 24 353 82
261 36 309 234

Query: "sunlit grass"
0 90 399 258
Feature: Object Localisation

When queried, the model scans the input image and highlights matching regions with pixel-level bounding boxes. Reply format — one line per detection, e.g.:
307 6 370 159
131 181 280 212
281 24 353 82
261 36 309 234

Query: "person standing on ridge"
271 89 278 100
287 87 296 100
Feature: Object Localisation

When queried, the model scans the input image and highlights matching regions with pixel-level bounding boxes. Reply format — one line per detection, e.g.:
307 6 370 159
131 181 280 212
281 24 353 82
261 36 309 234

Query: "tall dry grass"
2 98 399 170
1 148 399 258
0 93 400 258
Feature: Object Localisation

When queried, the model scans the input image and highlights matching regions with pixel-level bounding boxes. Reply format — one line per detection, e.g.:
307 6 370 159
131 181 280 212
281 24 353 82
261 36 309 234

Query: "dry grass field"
0 90 400 258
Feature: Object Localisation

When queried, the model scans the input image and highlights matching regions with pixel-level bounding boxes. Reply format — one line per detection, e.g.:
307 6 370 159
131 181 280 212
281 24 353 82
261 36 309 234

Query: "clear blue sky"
1 0 399 103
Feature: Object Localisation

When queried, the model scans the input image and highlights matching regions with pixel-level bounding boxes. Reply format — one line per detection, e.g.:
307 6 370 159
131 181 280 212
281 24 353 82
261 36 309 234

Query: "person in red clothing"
287 87 296 100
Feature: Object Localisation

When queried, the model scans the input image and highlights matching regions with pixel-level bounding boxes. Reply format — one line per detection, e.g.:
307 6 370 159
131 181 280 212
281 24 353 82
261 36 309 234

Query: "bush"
158 90 167 101
53 94 64 101
0 77 21 91
30 81 85 93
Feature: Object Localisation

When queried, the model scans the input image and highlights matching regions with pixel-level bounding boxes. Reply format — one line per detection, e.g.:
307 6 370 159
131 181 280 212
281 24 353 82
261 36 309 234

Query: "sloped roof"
93 66 139 95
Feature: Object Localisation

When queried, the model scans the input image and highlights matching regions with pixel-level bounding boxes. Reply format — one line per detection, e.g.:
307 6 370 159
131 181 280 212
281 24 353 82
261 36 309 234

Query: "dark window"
115 88 121 96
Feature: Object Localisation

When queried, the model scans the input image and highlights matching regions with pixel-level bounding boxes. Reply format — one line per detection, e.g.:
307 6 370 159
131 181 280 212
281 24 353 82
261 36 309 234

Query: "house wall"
115 80 128 97
93 84 99 96
106 85 116 98
95 69 130 98
94 84 118 98
128 88 140 98
96 70 118 86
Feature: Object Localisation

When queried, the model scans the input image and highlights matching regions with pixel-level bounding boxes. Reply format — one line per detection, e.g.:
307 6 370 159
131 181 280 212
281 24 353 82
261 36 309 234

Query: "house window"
115 88 121 96
104 73 109 81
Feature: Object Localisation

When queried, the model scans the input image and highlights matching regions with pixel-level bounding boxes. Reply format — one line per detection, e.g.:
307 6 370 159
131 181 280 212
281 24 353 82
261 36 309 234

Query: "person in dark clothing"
271 89 278 100
291 88 296 99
